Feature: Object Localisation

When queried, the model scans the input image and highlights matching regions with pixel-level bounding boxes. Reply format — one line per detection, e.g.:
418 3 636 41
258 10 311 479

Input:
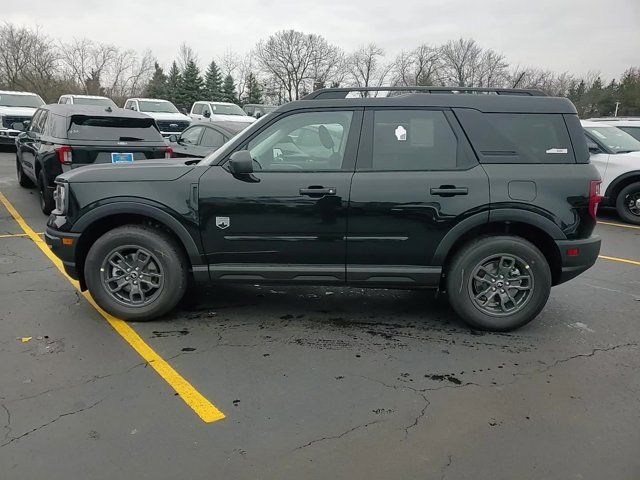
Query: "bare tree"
437 38 508 88
177 43 198 71
346 43 391 95
392 44 440 86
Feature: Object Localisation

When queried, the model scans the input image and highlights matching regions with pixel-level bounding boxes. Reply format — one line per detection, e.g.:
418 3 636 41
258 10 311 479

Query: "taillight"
588 179 602 219
56 145 72 165
165 146 173 159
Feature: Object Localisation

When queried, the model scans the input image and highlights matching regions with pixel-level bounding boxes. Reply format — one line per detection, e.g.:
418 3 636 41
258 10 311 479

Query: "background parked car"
582 120 640 224
167 121 250 158
15 104 172 214
0 90 45 145
243 103 277 118
58 94 118 108
588 117 640 141
189 101 256 124
123 98 191 137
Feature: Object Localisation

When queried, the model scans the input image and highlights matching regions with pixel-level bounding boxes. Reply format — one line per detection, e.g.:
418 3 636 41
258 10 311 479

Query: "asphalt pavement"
0 148 638 480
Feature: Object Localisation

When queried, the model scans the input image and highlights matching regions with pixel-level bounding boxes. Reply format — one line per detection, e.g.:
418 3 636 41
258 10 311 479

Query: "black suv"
15 104 171 214
45 87 602 331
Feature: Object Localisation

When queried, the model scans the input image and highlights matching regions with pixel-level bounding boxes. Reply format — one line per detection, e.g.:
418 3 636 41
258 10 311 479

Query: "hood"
59 159 199 183
210 113 256 123
140 111 191 122
0 106 38 117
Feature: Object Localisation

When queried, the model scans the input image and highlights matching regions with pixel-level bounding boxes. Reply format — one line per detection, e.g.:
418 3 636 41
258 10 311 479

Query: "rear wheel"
445 236 551 331
84 225 188 321
37 171 54 214
16 156 33 187
615 182 640 225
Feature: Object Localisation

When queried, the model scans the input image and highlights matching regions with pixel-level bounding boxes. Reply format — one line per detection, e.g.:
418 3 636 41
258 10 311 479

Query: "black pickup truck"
45 87 601 331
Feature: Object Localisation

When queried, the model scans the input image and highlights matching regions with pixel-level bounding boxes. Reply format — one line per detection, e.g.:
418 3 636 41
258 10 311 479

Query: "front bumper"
45 226 81 281
555 235 601 285
0 129 20 145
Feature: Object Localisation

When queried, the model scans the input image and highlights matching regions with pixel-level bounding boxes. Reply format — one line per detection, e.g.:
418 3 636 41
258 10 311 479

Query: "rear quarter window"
455 109 577 164
67 116 162 141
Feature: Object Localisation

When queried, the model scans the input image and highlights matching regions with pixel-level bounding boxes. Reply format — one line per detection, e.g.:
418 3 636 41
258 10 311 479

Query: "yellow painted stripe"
598 255 640 267
0 192 225 423
0 232 44 238
597 221 640 231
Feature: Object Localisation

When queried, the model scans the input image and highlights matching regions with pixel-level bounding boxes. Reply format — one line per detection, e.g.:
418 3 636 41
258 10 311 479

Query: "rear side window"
618 126 640 142
67 116 162 141
456 110 575 164
192 103 203 115
370 110 459 171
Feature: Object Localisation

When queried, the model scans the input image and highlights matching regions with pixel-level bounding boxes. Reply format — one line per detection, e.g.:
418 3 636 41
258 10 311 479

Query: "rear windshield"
0 93 45 108
585 126 640 153
72 97 116 108
138 100 179 113
67 115 162 141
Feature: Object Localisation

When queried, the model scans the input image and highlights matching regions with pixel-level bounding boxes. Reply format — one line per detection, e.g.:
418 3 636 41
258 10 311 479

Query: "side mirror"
11 122 25 131
228 150 254 175
168 134 178 142
203 110 211 118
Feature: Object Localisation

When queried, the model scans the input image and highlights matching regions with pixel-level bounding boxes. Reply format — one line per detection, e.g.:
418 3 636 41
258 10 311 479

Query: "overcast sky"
5 0 639 79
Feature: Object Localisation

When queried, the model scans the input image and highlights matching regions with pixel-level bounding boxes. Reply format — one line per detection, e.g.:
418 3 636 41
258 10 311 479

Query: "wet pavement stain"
151 329 189 338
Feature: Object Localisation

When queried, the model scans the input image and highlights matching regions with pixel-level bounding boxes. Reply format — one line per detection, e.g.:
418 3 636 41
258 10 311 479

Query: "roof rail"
303 86 547 100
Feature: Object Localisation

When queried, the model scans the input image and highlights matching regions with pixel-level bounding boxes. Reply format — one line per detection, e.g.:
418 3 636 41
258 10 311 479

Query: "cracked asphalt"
0 148 639 479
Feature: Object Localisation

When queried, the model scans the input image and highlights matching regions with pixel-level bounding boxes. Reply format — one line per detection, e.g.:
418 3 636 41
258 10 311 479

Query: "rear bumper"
45 226 81 281
555 236 601 285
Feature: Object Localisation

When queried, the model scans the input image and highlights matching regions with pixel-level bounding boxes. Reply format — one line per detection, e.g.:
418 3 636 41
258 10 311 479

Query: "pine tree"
244 72 263 105
145 62 167 98
176 60 204 111
165 61 181 105
204 61 223 101
221 74 237 104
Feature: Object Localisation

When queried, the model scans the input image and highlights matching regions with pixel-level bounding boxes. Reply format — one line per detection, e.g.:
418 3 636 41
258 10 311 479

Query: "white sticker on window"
395 125 407 141
546 148 568 154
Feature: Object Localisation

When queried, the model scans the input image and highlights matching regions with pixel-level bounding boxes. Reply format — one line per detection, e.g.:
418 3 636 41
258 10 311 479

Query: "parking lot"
0 147 638 479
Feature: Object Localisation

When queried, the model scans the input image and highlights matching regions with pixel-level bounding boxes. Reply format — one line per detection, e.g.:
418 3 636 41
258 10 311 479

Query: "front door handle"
430 186 469 197
299 186 336 197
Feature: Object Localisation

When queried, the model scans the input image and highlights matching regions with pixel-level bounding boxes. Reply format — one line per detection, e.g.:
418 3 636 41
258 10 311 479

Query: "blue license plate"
111 152 134 163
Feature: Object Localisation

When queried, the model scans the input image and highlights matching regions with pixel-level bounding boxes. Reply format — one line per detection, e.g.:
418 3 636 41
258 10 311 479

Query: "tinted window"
192 104 203 114
181 126 204 144
67 116 162 141
617 126 640 142
457 110 575 163
370 110 458 171
201 127 225 147
247 111 353 171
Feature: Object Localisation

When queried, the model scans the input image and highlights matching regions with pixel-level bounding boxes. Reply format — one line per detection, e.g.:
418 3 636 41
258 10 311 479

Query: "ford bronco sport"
45 87 602 331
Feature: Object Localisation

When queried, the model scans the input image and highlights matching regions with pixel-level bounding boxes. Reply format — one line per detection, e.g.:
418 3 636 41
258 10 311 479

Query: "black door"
346 108 489 286
18 109 46 182
198 108 362 283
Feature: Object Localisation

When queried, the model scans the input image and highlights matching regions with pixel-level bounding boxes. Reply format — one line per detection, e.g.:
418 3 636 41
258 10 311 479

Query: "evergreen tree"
165 61 181 105
204 61 223 101
244 72 263 105
221 74 237 104
176 59 204 111
144 62 167 98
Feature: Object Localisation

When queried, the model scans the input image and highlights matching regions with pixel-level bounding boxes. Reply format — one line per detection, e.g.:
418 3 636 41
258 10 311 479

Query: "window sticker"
395 125 407 141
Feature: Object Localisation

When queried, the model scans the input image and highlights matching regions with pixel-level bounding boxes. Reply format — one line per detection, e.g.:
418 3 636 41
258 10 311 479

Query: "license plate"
111 152 134 163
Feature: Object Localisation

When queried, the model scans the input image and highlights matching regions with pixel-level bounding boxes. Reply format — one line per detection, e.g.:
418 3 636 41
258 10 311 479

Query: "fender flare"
72 201 203 266
432 208 566 265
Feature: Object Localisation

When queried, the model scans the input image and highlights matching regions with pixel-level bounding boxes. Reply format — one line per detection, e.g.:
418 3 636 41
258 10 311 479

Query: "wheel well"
74 213 192 289
441 221 562 287
607 174 640 205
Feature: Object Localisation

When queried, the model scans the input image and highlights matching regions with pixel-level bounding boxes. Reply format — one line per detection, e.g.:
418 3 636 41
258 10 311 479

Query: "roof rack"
303 86 547 100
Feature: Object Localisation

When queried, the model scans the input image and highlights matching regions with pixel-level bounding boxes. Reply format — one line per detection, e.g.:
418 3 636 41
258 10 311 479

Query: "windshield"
210 103 247 116
0 93 45 108
138 100 179 113
73 97 117 108
584 126 640 153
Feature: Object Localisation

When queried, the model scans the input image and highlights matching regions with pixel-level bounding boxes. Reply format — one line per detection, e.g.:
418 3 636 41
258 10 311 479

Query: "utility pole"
614 101 621 117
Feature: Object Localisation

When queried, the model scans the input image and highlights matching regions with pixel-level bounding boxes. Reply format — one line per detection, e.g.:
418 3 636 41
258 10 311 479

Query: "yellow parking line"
597 221 640 231
598 255 640 267
0 232 44 238
0 192 225 424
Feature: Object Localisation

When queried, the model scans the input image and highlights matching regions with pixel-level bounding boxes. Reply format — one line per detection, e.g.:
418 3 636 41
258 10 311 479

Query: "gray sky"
6 0 639 79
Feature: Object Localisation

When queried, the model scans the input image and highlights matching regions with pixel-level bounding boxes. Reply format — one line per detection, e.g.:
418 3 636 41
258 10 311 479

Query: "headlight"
53 182 68 214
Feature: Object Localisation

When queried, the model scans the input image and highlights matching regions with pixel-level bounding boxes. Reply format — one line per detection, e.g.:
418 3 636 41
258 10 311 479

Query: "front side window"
246 110 353 171
201 127 225 148
202 105 211 116
370 110 458 171
181 126 204 144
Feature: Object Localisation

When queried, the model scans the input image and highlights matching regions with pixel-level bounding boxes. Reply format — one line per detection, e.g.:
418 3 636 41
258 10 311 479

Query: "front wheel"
16 156 33 187
446 236 551 331
615 182 640 225
84 225 188 321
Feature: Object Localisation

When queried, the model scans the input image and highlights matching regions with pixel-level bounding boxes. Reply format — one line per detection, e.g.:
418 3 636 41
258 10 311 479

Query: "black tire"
445 235 551 332
37 171 54 215
615 182 640 225
84 225 188 321
16 155 33 188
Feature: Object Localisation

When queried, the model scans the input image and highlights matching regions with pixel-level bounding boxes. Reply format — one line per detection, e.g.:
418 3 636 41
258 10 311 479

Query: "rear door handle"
299 186 336 196
430 186 469 197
